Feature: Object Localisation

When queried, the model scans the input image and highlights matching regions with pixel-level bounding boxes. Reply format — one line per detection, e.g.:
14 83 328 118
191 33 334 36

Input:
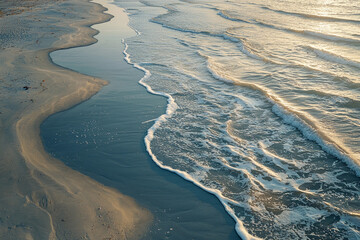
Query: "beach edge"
0 0 152 239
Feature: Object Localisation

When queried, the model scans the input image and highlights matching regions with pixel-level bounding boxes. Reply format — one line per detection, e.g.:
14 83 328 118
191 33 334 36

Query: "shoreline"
0 0 152 239
41 0 241 239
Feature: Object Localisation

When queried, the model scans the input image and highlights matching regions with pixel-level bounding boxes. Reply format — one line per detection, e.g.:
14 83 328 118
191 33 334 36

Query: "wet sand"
0 0 151 239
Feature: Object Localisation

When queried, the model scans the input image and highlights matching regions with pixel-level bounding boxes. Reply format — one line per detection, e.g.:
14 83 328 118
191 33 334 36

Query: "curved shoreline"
0 0 151 239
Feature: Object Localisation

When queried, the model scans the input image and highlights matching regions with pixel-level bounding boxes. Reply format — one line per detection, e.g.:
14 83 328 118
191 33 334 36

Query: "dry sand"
0 0 152 239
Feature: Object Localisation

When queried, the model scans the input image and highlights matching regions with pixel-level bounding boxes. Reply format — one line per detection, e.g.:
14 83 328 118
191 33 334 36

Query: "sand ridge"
0 0 152 239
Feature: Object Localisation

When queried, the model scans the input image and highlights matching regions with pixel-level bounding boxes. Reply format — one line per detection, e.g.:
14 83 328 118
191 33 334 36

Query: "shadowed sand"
0 0 151 239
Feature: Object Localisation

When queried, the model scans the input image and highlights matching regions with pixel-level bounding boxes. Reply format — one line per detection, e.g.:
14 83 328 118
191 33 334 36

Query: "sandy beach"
0 0 151 239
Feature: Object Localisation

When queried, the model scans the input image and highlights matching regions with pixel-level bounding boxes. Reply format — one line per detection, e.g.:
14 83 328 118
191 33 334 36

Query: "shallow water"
42 0 360 239
112 0 360 239
42 2 238 239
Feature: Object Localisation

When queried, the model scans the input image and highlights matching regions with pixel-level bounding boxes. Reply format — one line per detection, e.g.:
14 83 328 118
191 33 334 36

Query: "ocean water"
114 0 360 239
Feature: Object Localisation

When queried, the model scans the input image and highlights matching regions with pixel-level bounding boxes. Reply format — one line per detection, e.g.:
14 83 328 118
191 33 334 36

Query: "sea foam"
122 36 261 240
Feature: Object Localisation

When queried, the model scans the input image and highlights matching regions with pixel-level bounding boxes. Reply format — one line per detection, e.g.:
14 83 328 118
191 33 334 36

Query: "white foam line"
121 29 261 240
141 118 158 124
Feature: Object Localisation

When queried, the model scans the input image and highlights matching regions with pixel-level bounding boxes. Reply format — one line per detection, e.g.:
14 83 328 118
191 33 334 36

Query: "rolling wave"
216 10 360 44
200 52 360 177
300 30 360 43
217 10 252 24
256 21 360 44
260 5 360 24
151 17 282 65
305 45 360 69
298 88 360 104
286 60 360 88
150 17 240 42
